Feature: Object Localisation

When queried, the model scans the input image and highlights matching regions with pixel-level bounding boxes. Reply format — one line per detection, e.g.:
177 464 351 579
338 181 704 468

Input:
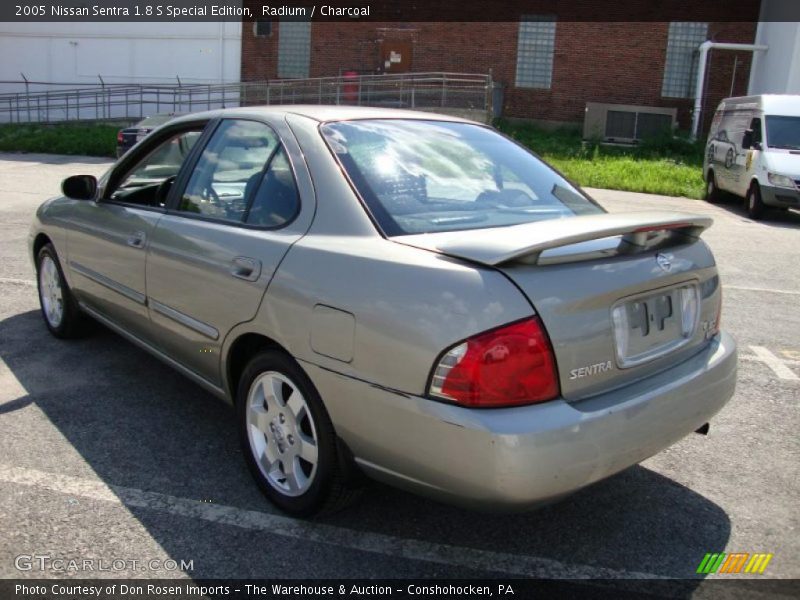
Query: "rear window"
320 119 602 236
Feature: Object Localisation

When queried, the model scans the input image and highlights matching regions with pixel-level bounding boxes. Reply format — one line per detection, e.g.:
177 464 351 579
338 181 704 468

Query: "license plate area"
611 282 700 368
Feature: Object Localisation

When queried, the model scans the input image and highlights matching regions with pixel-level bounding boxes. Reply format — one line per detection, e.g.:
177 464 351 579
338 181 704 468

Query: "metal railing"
0 72 495 124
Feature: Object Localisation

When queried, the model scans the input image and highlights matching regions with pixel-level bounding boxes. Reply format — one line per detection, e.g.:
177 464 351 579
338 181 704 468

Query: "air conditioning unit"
584 102 677 143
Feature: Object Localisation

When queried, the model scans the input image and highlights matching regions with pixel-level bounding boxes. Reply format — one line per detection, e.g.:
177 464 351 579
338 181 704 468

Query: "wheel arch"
32 232 53 264
224 331 291 404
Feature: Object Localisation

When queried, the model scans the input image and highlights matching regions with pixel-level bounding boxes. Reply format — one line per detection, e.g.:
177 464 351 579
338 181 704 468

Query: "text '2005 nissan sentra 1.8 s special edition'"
30 106 737 516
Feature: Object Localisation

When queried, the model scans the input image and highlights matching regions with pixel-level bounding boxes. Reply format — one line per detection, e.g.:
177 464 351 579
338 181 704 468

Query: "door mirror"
62 175 98 200
741 130 754 150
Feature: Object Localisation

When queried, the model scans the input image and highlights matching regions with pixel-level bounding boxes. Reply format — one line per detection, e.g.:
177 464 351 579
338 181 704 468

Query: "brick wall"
241 17 758 133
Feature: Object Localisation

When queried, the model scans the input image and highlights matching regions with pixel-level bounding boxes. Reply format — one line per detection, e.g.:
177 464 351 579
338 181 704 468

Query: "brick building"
240 3 762 134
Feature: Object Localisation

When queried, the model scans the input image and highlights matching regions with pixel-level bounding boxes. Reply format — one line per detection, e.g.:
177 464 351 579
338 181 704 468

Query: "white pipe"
691 41 769 139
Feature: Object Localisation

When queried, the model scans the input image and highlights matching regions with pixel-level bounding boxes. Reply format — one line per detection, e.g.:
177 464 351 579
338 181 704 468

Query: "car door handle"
127 230 146 249
229 256 261 282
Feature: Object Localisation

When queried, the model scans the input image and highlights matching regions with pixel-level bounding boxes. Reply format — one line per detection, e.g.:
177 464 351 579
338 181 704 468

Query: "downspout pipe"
691 41 768 139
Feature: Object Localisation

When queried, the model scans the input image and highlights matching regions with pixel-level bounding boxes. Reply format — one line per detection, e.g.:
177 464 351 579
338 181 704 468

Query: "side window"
245 147 300 227
178 120 278 222
750 117 762 145
109 130 201 207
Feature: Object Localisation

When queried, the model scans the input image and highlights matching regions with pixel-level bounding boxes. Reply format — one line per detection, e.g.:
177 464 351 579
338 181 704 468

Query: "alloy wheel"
245 371 319 497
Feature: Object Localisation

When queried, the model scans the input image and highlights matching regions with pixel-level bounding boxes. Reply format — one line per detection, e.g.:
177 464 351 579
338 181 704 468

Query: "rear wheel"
237 350 359 516
746 182 766 220
705 171 721 203
36 244 88 338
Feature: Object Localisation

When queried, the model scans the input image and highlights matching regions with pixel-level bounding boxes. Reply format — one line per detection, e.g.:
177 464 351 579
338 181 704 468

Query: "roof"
720 94 800 116
170 104 480 125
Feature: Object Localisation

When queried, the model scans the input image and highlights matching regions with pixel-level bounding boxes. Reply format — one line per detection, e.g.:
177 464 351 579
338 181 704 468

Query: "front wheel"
746 182 766 220
237 350 359 516
36 243 88 338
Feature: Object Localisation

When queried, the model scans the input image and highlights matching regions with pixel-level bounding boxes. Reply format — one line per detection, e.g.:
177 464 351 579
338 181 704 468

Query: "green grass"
495 119 707 199
0 123 118 157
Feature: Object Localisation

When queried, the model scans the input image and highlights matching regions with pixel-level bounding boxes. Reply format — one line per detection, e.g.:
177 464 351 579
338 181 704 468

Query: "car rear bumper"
760 184 800 208
304 331 737 510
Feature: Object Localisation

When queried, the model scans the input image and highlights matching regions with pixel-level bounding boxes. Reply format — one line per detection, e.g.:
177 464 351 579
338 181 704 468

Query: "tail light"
116 131 124 143
428 317 560 408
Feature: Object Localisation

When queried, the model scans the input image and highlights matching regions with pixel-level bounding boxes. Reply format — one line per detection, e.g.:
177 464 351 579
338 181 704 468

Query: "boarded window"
662 22 708 98
516 16 556 89
277 21 311 79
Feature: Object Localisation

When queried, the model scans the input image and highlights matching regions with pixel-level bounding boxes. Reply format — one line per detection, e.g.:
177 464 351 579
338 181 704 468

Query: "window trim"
165 117 303 232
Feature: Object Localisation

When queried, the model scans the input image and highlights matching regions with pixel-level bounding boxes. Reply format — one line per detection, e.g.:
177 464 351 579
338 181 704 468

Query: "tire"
237 350 359 516
705 171 721 203
746 182 766 220
36 243 88 339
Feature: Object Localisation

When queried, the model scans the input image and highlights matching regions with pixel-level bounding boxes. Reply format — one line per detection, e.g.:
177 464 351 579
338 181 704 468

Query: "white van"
703 94 800 219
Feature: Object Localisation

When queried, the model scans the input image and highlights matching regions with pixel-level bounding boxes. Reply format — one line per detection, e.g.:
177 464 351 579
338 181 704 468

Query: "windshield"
320 119 603 236
766 116 800 150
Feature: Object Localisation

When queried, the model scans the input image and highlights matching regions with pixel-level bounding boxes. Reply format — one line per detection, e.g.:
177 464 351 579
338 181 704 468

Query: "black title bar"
3 0 796 22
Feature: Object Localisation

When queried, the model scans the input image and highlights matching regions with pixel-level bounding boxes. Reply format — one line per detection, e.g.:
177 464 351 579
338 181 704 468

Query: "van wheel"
746 182 766 220
237 350 360 516
36 244 89 338
705 171 721 203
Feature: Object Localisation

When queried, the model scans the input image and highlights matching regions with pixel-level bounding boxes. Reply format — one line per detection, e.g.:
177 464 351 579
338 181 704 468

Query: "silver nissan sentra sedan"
29 106 737 516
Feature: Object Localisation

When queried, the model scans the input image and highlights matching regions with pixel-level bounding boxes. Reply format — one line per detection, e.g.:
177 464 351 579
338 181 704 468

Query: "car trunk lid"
395 212 722 401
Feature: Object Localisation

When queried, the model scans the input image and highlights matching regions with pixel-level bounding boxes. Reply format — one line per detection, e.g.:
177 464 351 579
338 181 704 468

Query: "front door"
145 118 309 385
66 126 204 337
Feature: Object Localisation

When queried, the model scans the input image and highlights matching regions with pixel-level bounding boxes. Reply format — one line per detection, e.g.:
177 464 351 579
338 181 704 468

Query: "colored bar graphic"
720 553 749 573
745 553 774 574
698 552 773 574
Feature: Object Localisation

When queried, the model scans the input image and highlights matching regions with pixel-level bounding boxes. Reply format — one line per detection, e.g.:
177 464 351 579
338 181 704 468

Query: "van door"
713 109 751 194
739 115 763 197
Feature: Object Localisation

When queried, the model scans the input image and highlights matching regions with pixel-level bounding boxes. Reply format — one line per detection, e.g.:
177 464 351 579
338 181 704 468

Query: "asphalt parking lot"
0 153 798 583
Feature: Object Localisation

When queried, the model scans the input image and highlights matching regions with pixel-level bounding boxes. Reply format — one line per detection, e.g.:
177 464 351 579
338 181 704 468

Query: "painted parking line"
0 360 27 401
743 346 800 382
724 285 800 296
0 277 36 287
0 463 665 581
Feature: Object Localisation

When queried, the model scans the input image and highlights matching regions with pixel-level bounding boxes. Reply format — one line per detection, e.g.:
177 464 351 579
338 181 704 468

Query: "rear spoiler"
397 212 713 266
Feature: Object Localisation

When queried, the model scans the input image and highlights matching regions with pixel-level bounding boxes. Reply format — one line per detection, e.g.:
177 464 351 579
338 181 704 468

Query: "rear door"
145 117 315 385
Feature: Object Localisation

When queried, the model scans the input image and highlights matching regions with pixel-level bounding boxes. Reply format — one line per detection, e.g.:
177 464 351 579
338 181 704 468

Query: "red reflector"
429 317 560 408
116 131 124 143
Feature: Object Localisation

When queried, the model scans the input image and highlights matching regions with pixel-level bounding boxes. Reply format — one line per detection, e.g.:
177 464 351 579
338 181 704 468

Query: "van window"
766 116 800 151
750 118 762 146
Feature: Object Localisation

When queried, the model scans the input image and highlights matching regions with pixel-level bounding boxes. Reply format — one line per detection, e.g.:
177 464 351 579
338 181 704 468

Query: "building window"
253 20 271 38
278 21 311 79
515 15 556 89
662 21 709 98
